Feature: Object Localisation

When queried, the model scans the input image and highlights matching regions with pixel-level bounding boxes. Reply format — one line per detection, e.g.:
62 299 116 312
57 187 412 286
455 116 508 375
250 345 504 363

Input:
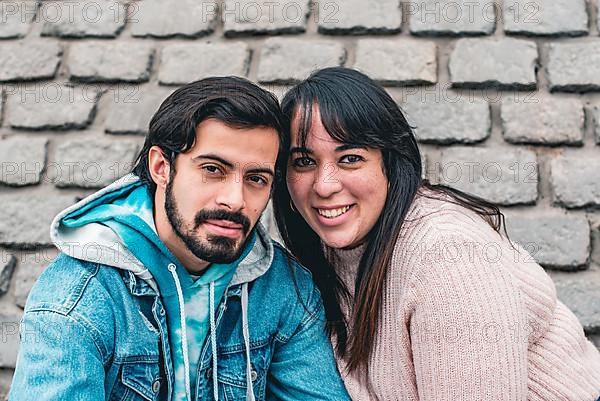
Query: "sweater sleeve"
406 231 530 401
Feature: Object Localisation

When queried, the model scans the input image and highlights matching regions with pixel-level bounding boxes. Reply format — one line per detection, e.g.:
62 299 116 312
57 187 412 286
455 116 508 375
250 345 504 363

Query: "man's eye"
292 157 315 167
202 165 221 174
340 155 364 164
248 175 267 185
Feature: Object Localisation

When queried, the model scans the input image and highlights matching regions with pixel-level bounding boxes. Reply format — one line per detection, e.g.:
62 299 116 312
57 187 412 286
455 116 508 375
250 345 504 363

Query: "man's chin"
194 236 246 264
197 248 242 264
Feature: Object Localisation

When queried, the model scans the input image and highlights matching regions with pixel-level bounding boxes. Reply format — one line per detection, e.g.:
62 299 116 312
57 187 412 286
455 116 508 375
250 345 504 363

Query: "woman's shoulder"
390 190 558 343
400 191 493 244
390 190 541 286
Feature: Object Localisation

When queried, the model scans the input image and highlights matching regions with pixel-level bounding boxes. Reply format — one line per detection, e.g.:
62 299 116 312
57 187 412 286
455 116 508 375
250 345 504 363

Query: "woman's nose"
312 162 343 198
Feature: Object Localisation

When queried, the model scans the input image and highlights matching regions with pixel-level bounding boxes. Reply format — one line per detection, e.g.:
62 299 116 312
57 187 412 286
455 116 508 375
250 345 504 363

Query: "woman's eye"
340 155 364 164
292 157 315 168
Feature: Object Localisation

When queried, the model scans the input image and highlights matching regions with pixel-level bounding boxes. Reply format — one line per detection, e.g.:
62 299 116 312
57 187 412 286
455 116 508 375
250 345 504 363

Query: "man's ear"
148 146 171 190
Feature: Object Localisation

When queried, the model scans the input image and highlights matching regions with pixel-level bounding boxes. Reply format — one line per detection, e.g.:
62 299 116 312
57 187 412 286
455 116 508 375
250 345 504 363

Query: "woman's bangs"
294 96 370 149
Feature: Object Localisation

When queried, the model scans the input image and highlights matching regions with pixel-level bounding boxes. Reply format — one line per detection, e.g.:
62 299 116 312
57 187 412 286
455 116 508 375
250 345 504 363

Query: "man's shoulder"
25 253 125 317
248 240 321 317
261 240 315 287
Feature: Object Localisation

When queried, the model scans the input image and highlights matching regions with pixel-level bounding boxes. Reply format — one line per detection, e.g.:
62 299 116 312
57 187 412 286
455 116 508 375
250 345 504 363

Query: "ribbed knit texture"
328 193 600 401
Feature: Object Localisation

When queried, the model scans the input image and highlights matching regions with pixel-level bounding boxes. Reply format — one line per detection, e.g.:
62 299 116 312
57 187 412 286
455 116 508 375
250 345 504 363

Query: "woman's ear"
148 146 171 190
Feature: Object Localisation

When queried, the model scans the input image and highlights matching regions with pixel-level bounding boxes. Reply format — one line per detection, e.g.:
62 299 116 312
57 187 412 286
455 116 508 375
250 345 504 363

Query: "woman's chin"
320 234 354 250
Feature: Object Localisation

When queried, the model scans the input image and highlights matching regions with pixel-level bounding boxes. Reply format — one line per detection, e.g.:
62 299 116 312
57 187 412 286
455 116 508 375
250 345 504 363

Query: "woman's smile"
314 204 356 225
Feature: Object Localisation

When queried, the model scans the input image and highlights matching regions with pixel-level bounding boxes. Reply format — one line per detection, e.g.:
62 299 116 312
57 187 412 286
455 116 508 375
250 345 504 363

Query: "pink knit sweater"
328 194 600 401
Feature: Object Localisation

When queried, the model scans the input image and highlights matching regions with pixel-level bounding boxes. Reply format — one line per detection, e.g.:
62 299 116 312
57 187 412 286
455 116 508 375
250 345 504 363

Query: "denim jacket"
9 175 350 401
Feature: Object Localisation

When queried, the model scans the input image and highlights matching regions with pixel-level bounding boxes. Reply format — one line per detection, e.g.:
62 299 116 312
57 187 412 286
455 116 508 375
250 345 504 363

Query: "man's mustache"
193 209 251 234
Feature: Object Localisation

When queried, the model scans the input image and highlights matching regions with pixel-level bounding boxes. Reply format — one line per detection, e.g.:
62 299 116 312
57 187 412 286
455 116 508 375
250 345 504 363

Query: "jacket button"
152 379 161 393
205 368 212 379
159 308 165 316
250 369 258 382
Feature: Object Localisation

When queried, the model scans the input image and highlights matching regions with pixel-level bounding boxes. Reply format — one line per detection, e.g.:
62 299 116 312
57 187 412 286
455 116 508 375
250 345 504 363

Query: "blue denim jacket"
10 246 350 401
9 175 350 401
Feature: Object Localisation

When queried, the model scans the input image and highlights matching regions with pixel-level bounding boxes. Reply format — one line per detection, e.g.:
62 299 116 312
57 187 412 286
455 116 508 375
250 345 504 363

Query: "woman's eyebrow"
290 146 311 154
335 144 368 152
290 145 368 153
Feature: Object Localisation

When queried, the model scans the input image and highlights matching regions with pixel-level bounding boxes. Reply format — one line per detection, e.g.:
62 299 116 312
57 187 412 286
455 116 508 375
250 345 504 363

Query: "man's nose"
215 176 246 211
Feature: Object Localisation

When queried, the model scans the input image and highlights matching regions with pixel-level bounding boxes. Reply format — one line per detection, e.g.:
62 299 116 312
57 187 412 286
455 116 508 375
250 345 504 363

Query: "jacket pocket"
216 340 270 401
110 360 163 401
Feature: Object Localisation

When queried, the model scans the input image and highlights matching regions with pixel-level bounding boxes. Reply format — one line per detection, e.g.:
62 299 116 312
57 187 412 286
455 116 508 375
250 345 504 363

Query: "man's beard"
164 176 252 264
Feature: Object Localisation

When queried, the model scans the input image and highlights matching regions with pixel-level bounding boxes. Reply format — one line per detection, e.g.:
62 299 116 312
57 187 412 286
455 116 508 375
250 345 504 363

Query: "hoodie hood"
50 173 272 401
50 173 274 289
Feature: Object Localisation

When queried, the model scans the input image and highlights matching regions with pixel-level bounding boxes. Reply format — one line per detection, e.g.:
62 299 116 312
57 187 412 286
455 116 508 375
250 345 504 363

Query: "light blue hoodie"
54 174 257 401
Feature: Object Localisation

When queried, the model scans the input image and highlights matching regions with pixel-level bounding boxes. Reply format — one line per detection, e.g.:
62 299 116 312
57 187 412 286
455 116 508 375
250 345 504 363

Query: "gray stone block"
504 211 590 270
547 41 600 92
105 87 174 135
318 0 401 35
7 85 97 130
41 0 126 38
550 153 600 208
0 136 47 186
591 103 600 145
449 38 538 89
13 252 55 308
503 0 588 36
0 313 22 368
68 42 154 83
0 195 74 248
551 270 600 333
0 41 61 82
158 42 249 85
408 0 495 36
0 1 37 39
131 0 216 38
439 147 538 205
257 38 345 84
0 255 16 296
54 138 141 188
354 39 437 86
402 95 490 143
501 96 584 145
223 0 309 37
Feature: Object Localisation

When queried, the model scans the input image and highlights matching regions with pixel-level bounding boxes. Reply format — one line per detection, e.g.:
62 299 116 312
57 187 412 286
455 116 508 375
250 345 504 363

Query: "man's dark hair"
132 76 285 195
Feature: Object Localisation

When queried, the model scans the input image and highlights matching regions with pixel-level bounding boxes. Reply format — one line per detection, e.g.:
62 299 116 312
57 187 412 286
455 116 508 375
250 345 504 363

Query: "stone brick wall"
1 0 600 396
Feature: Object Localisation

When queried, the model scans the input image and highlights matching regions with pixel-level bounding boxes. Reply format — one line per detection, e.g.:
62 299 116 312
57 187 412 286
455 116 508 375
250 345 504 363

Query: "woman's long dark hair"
273 67 506 376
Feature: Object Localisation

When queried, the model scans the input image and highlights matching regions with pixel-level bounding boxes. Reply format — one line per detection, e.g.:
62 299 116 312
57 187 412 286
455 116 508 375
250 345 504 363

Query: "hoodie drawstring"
168 263 192 401
241 283 256 401
210 283 254 401
209 282 219 401
167 266 254 401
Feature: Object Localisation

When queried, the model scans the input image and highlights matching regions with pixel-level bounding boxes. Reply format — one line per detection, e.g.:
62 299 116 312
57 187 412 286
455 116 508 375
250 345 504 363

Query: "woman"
273 67 600 400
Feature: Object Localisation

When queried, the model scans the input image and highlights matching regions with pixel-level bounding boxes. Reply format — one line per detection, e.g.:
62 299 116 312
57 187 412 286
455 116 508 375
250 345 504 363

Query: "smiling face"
151 118 279 273
286 105 389 249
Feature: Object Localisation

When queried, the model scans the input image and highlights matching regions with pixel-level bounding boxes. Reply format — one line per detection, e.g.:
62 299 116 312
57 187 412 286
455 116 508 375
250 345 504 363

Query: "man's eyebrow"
191 154 233 168
247 167 275 176
191 154 274 176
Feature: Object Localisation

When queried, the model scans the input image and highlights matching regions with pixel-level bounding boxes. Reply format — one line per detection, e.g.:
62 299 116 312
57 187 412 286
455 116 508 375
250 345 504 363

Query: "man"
9 77 350 401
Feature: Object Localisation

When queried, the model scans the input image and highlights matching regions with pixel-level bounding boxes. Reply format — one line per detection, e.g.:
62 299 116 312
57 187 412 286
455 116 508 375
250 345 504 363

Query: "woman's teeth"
317 205 351 219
